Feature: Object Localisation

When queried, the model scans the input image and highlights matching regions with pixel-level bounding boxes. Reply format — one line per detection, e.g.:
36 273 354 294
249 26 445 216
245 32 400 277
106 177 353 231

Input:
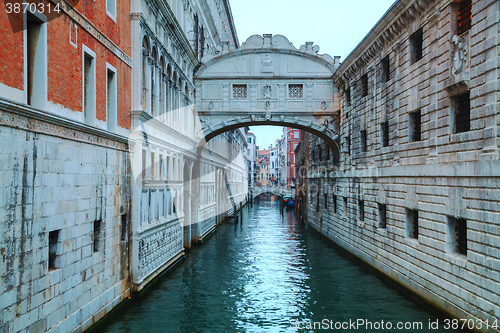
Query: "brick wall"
302 0 500 330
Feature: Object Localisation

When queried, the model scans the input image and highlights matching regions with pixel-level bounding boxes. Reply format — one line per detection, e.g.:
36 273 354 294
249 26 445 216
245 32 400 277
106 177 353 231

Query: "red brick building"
0 1 132 332
0 0 131 131
286 127 301 187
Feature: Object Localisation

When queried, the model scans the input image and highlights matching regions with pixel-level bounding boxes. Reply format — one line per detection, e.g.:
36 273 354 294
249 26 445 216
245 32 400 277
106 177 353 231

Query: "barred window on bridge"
233 85 247 99
289 84 303 99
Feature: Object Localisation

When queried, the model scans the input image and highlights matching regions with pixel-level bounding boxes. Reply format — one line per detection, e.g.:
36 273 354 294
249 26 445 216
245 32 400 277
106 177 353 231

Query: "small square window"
381 55 390 83
344 197 348 216
406 209 419 239
452 92 470 133
359 200 364 221
289 84 303 99
381 121 389 147
410 28 423 64
360 74 368 97
378 204 387 228
409 110 422 142
233 84 247 99
360 130 367 152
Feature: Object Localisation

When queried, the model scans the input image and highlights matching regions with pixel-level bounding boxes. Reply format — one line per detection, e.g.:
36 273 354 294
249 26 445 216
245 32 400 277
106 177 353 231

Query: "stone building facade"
0 0 248 331
298 0 500 330
0 0 133 332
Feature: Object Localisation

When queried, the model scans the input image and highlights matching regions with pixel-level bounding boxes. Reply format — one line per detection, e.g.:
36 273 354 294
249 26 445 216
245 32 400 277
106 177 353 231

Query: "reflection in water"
101 198 461 332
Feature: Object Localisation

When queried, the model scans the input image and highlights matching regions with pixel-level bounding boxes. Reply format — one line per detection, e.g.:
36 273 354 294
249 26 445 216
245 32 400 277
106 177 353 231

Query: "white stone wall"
304 0 500 330
0 108 131 333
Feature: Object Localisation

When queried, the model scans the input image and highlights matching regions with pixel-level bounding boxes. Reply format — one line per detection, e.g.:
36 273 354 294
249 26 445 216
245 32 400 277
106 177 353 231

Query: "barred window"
378 204 387 228
409 110 422 142
406 209 419 239
381 121 389 147
410 28 423 64
359 200 365 221
448 217 467 256
360 130 367 152
289 84 303 99
233 84 247 99
345 86 351 106
381 55 390 83
453 92 470 133
457 0 472 35
360 74 368 97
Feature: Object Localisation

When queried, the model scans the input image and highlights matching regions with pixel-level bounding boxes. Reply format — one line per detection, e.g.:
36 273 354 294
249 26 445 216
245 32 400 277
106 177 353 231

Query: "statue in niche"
261 54 273 72
452 35 467 75
263 84 272 99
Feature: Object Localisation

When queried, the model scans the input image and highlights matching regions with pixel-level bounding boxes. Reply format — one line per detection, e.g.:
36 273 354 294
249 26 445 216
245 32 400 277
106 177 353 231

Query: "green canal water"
100 197 462 332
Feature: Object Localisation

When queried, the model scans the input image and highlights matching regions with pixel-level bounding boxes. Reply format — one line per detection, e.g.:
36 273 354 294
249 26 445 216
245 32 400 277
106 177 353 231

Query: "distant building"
286 128 301 187
246 132 257 185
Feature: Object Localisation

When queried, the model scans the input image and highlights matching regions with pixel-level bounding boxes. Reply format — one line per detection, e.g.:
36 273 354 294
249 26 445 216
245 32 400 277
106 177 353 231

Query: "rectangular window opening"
106 0 116 20
26 14 46 108
378 204 387 228
360 74 368 97
345 86 351 106
360 130 367 152
359 200 364 221
344 197 348 216
93 220 102 252
121 213 128 242
381 121 389 147
406 209 419 239
48 230 60 271
448 217 467 256
106 67 117 131
410 28 423 64
324 193 328 211
381 55 390 83
233 84 247 99
457 0 472 35
289 84 303 99
333 194 337 214
409 110 422 142
453 92 470 133
83 51 95 125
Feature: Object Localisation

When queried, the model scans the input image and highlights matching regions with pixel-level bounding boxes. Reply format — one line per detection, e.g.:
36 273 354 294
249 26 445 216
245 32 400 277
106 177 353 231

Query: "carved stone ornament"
261 54 273 73
321 100 327 110
251 114 256 122
263 84 272 99
265 113 271 121
452 35 467 75
265 100 271 110
208 101 215 110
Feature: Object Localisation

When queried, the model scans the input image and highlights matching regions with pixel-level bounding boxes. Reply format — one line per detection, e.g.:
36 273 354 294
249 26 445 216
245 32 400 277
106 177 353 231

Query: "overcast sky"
229 0 396 149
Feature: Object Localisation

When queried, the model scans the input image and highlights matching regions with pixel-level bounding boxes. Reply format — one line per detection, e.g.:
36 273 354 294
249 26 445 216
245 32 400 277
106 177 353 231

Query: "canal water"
101 196 462 332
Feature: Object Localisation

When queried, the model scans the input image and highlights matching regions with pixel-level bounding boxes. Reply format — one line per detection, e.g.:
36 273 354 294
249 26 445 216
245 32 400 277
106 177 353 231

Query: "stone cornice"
334 0 435 86
0 99 129 150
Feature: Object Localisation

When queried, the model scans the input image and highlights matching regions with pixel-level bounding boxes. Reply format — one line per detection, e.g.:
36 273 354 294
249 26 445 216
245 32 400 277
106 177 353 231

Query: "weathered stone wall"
302 0 500 331
0 105 131 333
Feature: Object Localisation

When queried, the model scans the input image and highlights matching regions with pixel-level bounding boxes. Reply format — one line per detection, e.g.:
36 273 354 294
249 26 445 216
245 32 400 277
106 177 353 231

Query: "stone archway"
194 34 342 153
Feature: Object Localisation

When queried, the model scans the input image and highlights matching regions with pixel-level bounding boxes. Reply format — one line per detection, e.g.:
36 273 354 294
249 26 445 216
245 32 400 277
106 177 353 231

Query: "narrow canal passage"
101 197 461 332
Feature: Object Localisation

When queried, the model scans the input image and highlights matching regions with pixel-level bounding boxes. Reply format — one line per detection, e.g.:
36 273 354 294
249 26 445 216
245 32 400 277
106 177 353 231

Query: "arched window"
141 37 149 111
